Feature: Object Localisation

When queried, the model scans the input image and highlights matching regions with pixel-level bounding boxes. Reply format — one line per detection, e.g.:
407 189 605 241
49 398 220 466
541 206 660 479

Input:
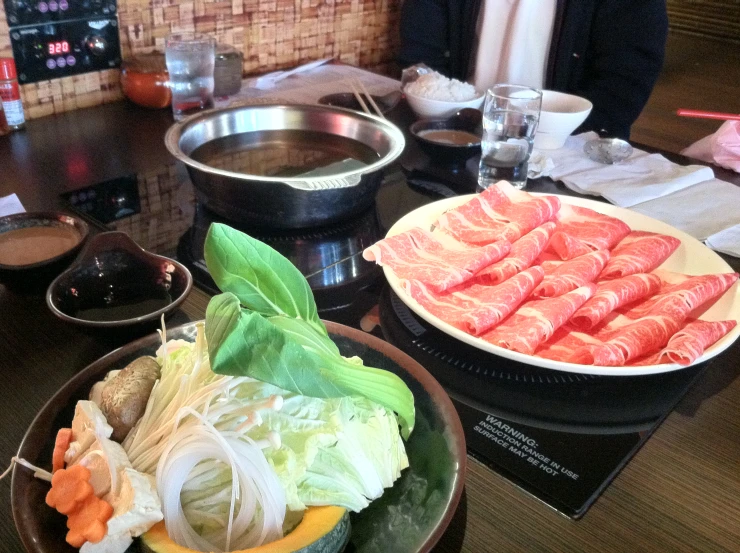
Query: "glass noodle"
123 322 287 552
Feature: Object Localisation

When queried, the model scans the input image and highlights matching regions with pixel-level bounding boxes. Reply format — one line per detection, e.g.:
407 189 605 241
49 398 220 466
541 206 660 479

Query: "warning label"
473 415 579 480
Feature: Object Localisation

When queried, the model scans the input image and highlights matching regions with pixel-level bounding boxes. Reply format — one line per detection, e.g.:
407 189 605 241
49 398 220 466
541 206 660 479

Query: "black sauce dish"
0 212 89 293
46 231 192 334
410 108 483 170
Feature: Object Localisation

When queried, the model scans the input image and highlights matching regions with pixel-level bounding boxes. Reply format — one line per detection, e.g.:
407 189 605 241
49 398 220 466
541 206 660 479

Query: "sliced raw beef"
657 319 737 366
564 272 738 365
481 284 596 355
539 279 737 367
624 272 739 320
402 279 470 326
475 222 556 285
436 181 561 245
535 326 605 363
460 267 545 334
534 272 737 367
535 312 628 363
403 267 545 335
533 250 611 298
363 228 511 292
570 273 662 330
548 204 631 260
599 231 681 280
568 314 683 366
434 186 512 244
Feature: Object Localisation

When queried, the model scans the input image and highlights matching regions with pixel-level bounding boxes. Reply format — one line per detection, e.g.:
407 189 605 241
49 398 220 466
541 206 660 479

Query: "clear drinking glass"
165 33 216 121
478 84 543 190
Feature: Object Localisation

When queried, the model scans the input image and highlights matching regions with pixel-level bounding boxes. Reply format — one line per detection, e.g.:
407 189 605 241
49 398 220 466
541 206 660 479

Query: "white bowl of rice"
404 72 484 119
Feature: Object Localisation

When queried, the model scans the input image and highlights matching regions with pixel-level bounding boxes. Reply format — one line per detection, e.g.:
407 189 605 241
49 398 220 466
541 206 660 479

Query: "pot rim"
164 103 406 190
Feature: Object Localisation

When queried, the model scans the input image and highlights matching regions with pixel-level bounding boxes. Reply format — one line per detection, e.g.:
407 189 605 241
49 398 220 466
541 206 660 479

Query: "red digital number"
48 41 70 55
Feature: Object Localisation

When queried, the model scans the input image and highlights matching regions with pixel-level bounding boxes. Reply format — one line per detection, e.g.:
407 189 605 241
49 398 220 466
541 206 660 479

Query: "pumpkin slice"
140 506 350 553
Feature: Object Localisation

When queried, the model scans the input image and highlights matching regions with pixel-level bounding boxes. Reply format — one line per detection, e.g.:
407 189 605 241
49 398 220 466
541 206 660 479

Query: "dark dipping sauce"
70 290 173 322
56 249 174 322
190 129 381 177
418 129 480 146
0 226 81 266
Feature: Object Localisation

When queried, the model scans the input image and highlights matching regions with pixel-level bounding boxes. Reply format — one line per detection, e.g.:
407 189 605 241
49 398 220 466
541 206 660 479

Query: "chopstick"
676 109 740 122
357 81 385 119
347 79 370 114
347 78 385 119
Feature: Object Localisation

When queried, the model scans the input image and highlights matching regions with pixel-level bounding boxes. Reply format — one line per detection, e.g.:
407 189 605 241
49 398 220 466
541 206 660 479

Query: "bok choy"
203 223 416 438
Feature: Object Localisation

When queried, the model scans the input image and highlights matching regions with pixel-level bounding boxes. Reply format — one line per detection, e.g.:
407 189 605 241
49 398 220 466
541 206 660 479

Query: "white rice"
404 72 479 102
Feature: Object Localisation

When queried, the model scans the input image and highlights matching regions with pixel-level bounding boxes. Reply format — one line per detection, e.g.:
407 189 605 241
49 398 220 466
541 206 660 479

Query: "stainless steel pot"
164 103 405 228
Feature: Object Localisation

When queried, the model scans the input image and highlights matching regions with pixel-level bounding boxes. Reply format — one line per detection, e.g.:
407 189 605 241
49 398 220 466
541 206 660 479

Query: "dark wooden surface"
631 32 740 154
1 99 740 553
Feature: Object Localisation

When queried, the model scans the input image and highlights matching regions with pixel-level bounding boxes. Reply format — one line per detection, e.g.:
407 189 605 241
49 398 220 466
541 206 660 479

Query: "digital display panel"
47 40 70 55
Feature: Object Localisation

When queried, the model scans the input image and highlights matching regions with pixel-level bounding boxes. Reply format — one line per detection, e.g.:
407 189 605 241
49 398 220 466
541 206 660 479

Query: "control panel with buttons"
3 0 116 26
9 17 121 83
4 0 120 84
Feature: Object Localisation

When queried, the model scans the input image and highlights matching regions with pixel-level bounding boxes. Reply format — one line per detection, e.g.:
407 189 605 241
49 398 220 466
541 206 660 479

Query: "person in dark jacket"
399 0 669 139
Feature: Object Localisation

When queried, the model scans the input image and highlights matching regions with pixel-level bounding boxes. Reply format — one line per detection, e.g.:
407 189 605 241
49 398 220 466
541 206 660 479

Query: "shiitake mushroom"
98 356 161 442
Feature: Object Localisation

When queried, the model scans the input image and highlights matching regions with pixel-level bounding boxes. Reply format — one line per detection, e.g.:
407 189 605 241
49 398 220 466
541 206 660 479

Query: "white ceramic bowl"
534 90 593 149
405 89 485 119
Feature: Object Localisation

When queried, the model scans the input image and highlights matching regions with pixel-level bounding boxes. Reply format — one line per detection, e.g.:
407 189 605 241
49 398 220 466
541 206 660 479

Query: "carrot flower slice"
65 494 114 547
45 464 94 515
52 428 73 473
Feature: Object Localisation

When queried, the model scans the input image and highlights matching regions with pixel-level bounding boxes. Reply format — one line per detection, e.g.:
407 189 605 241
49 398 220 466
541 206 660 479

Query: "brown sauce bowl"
410 112 482 171
0 212 89 294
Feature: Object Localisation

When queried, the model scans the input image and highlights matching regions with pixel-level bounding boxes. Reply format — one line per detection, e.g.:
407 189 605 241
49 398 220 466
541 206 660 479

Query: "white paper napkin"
630 179 740 241
251 58 333 90
0 194 25 217
706 224 740 258
527 151 555 178
536 133 715 208
540 133 638 180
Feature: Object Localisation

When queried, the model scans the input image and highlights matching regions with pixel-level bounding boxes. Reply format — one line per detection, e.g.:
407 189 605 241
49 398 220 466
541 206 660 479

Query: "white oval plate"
384 193 740 376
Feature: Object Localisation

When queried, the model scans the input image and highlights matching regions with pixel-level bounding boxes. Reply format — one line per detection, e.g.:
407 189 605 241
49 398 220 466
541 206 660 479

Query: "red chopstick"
676 109 740 121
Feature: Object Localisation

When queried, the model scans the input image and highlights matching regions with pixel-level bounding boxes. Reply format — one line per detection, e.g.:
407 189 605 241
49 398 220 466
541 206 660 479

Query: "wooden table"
1 100 739 553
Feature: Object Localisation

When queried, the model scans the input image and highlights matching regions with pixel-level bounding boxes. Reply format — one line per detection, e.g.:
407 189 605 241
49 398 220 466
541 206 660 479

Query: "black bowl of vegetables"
12 224 466 553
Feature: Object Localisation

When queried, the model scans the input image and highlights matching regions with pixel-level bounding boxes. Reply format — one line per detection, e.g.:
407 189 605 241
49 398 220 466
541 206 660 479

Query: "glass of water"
165 33 216 121
478 84 542 190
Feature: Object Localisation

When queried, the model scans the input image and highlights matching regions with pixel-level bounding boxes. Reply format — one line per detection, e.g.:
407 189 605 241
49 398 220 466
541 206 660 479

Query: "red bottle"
0 103 9 136
0 58 26 131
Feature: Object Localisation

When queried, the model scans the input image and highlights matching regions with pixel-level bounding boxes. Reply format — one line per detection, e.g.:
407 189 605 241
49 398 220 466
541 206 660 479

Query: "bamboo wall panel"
0 0 402 119
667 0 740 43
